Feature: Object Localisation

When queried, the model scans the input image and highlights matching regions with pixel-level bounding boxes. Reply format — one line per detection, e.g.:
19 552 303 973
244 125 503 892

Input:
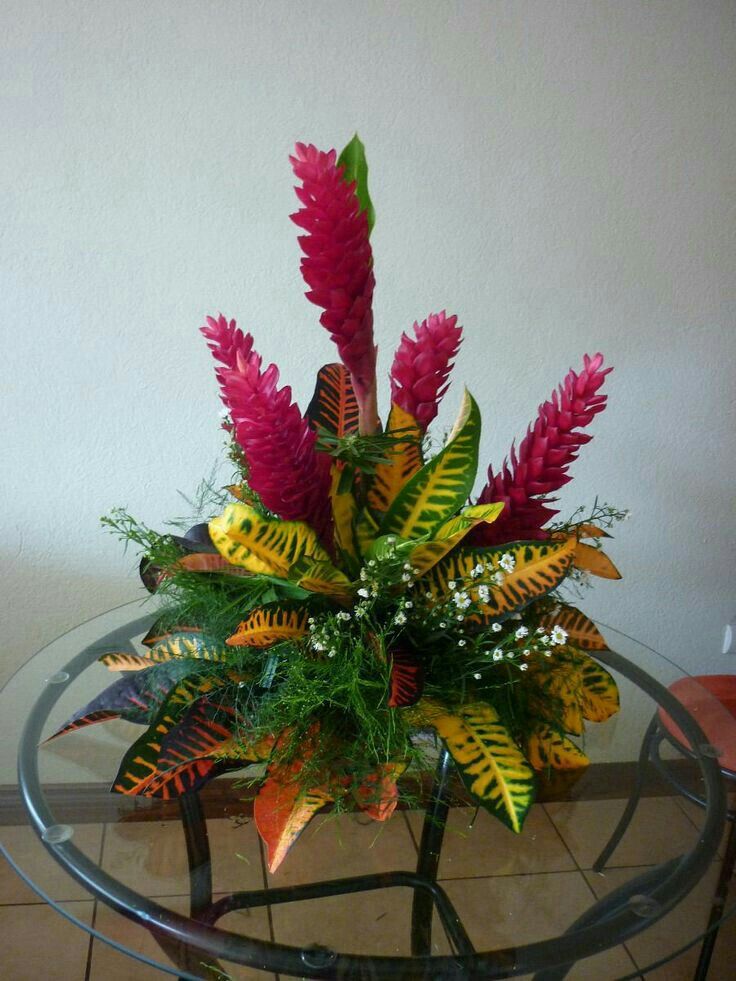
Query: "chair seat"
658 675 736 775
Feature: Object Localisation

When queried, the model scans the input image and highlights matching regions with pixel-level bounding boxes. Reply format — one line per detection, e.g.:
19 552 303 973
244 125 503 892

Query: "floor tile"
101 816 264 896
544 796 698 869
434 872 638 979
90 893 274 979
585 862 736 980
672 793 733 859
265 811 416 886
405 804 577 879
0 900 93 979
0 823 103 904
271 884 415 957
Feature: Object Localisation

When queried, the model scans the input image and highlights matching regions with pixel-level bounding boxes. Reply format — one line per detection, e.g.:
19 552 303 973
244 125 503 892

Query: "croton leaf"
408 503 505 577
227 604 311 648
355 761 407 821
145 633 229 664
329 463 359 567
416 699 535 833
387 649 424 708
366 404 423 515
254 761 332 873
287 555 353 602
573 542 622 580
378 390 481 541
98 652 152 672
46 660 196 741
540 604 608 651
174 553 252 575
573 652 620 722
111 669 249 795
526 723 590 771
354 507 381 558
307 363 359 437
424 538 577 619
209 503 332 578
141 620 202 648
528 657 585 736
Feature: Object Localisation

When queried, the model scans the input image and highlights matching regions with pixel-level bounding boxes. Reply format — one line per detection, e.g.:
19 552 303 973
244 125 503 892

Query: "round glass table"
1 602 735 979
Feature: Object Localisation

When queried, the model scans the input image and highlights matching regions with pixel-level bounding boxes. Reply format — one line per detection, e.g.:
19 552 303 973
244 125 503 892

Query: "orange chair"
594 675 736 980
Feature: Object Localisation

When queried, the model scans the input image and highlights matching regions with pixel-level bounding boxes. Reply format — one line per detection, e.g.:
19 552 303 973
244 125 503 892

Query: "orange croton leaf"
356 762 407 821
254 761 332 873
573 542 622 580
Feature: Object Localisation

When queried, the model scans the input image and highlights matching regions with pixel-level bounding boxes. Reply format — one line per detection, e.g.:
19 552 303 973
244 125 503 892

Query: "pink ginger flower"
474 353 612 546
390 311 463 429
290 143 378 433
201 315 332 538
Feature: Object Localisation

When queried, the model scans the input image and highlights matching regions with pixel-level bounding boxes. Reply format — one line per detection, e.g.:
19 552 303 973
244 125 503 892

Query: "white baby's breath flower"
493 648 504 661
477 584 490 603
491 622 502 633
492 571 505 586
312 641 324 651
336 611 351 621
515 626 529 640
458 639 467 648
439 621 447 629
456 614 464 622
404 600 413 609
394 611 407 626
470 563 484 579
540 634 551 646
357 587 370 598
536 626 546 635
401 572 412 582
499 552 516 574
551 625 568 646
448 580 457 590
453 591 471 609
519 663 528 672
367 559 376 568
473 671 481 679
359 568 368 581
522 648 531 657
327 650 336 658
425 591 435 600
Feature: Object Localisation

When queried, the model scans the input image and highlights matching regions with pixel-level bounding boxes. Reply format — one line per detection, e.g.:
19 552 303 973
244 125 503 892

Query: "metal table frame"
16 614 728 979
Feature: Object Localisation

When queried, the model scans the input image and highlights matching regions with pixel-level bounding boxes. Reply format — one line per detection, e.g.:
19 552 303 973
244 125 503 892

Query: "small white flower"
402 572 412 582
544 650 552 657
307 617 315 625
327 650 336 658
386 536 396 544
540 634 551 646
439 621 447 628
536 627 546 635
492 571 505 585
404 600 413 609
412 568 420 576
368 559 376 568
473 671 481 679
499 552 516 574
458 639 467 648
491 622 502 633
425 591 435 600
371 584 379 596
506 650 515 659
453 591 471 609
357 587 370 598
403 562 412 571
312 641 324 651
456 614 465 622
493 648 504 661
394 611 407 625
477 584 490 603
354 606 366 618
515 626 529 640
336 611 351 621
551 625 568 646
359 568 368 581
448 580 457 590
519 663 528 672
470 563 484 579
522 648 531 657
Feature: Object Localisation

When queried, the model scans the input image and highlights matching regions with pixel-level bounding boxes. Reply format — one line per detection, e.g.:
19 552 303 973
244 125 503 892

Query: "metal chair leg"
593 715 659 873
693 816 736 981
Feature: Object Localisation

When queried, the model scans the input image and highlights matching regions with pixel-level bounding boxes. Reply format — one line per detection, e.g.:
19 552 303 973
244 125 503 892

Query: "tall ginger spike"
390 311 462 430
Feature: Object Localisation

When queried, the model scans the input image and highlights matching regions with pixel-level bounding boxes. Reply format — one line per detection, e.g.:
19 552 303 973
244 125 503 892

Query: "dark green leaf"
338 133 375 232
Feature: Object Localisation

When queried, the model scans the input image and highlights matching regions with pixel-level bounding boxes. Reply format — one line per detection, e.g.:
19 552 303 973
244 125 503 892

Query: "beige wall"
3 0 735 703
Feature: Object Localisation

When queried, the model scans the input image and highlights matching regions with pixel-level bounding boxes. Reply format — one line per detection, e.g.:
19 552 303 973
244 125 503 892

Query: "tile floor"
1 796 734 979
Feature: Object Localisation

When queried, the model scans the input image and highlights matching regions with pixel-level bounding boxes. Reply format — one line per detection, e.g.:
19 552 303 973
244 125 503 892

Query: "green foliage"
337 133 375 232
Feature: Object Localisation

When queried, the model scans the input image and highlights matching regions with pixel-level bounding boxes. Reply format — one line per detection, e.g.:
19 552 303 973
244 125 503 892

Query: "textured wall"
3 0 735 692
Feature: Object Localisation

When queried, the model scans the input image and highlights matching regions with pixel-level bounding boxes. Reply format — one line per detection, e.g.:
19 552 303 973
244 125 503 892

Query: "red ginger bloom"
290 143 378 433
390 311 463 429
201 315 332 538
474 353 612 546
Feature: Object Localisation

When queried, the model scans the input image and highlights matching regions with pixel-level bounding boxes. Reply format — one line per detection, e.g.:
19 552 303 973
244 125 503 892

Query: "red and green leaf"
387 649 424 708
306 363 359 437
355 762 407 821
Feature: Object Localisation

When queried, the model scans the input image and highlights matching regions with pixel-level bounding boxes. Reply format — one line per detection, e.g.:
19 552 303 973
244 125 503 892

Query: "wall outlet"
723 624 736 655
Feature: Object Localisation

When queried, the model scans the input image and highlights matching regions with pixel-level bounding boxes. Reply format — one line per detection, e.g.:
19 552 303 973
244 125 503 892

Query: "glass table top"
1 601 735 979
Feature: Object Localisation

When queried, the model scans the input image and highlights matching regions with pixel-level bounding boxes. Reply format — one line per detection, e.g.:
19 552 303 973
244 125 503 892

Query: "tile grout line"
256 827 279 980
541 803 643 978
84 822 107 981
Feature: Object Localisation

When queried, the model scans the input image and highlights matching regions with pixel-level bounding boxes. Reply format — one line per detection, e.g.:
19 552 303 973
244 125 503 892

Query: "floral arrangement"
51 136 624 873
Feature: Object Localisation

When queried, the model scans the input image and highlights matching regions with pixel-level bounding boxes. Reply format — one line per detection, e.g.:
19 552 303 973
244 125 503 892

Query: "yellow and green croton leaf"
377 390 481 541
227 604 311 647
424 538 577 618
287 555 353 602
366 403 423 515
526 723 590 771
571 651 620 722
408 503 505 577
411 698 535 833
329 463 359 565
144 633 229 664
208 503 332 577
98 652 152 672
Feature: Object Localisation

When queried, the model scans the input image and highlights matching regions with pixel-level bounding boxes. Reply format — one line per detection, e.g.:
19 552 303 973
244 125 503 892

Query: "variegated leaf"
209 503 331 577
540 604 608 651
526 724 589 771
366 404 423 514
98 652 152 672
227 604 310 647
408 503 504 577
378 390 481 541
145 633 229 664
254 762 332 873
306 363 359 436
